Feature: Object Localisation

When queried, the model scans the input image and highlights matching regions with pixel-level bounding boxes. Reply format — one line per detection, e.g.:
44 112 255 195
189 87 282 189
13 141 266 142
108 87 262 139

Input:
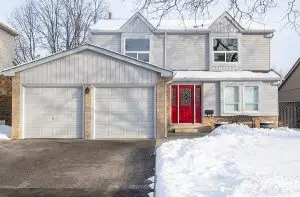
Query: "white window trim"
212 37 239 63
124 38 151 62
224 85 241 113
243 85 260 113
223 84 261 114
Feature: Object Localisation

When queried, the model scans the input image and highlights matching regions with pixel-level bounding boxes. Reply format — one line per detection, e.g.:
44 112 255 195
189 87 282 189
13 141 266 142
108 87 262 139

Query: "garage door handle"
52 117 54 120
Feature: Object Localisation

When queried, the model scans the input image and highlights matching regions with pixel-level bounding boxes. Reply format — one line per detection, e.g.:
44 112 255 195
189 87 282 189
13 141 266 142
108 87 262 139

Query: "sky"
0 0 299 75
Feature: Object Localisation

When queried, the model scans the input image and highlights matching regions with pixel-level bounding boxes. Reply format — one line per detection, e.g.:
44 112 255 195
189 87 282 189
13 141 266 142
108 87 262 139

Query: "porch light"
85 87 90 94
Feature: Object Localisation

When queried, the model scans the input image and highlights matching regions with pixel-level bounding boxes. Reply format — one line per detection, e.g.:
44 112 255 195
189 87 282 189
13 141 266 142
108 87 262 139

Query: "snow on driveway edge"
0 125 11 140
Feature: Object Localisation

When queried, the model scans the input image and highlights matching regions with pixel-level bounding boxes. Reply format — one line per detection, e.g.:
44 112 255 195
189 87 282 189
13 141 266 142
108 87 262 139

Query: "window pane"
226 52 238 62
196 86 201 104
214 53 225 62
125 39 150 51
213 38 238 51
172 87 177 106
226 104 239 111
225 86 239 103
181 88 191 106
138 53 149 62
245 86 258 103
245 104 259 111
125 53 137 58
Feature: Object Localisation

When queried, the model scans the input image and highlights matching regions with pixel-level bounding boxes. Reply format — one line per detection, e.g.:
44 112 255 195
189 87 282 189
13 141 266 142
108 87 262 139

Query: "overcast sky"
0 0 299 74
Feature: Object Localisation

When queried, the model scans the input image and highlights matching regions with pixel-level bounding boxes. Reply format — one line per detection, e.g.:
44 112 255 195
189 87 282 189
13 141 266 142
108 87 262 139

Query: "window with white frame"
213 38 238 62
225 86 240 112
125 38 150 62
244 86 259 111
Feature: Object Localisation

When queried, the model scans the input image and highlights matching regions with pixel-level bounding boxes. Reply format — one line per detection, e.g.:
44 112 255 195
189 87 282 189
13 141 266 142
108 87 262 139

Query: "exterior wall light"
85 86 90 94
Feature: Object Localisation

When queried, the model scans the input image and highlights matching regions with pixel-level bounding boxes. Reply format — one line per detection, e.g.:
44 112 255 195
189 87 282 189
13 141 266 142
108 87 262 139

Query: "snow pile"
0 125 11 140
156 124 300 197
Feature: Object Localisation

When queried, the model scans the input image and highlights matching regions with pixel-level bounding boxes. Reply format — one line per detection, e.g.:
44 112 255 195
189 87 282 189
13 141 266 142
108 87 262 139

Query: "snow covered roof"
173 70 281 81
92 19 213 31
91 11 273 33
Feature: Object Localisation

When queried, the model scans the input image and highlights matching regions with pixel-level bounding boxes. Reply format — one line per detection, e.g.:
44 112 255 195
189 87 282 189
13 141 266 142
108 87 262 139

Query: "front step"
169 125 212 133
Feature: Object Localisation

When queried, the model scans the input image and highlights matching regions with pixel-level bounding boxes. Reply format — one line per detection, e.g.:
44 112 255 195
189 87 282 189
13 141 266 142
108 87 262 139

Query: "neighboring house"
278 58 300 102
278 58 300 128
2 11 281 139
0 20 19 125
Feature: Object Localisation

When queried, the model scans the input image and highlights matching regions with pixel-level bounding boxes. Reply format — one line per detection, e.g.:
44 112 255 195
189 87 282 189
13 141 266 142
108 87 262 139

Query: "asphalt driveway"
0 140 155 197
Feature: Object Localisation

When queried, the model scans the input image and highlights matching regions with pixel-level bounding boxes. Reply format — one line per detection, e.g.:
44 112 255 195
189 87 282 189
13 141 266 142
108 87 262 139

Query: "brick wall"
0 75 12 125
156 74 172 139
11 73 20 139
203 116 279 128
84 86 92 139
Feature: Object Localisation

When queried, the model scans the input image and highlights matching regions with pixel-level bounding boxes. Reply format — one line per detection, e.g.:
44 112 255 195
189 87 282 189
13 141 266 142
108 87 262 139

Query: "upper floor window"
213 38 238 63
125 38 150 62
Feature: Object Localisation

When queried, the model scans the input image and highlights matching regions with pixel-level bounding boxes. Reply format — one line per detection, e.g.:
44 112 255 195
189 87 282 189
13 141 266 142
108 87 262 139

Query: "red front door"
179 85 194 123
171 85 202 124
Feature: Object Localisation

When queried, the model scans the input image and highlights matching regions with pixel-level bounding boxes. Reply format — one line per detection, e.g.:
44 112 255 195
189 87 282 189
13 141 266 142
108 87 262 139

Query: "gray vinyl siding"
0 28 15 71
220 81 278 116
241 34 270 71
90 34 121 53
151 35 165 67
166 34 209 70
279 63 300 102
202 82 220 116
121 17 152 33
261 82 279 116
20 50 157 84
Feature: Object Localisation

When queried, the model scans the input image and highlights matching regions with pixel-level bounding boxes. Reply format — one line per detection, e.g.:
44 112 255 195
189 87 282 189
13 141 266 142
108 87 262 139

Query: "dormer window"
213 38 238 63
125 38 150 62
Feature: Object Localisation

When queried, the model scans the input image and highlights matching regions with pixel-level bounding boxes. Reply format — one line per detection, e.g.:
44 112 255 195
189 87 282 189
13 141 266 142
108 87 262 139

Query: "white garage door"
94 87 154 139
24 87 83 138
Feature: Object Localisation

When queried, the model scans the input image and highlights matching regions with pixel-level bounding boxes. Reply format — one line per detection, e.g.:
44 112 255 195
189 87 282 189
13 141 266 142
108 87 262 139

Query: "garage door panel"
94 87 154 139
125 115 139 122
140 114 154 122
124 128 139 137
111 88 126 97
110 114 124 122
25 87 83 138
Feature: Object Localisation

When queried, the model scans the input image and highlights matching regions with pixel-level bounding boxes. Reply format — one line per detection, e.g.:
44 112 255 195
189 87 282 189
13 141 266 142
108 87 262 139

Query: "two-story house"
0 20 19 125
2 11 280 139
90 12 281 133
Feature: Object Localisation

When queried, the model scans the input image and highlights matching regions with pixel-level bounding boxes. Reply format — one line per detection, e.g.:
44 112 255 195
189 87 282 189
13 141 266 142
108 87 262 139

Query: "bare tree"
10 0 40 63
10 0 108 62
34 0 62 53
135 0 300 32
60 0 107 50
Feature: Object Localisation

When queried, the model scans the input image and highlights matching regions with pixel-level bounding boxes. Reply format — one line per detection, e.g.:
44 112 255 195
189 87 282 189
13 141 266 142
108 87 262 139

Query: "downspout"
164 31 172 138
164 31 167 68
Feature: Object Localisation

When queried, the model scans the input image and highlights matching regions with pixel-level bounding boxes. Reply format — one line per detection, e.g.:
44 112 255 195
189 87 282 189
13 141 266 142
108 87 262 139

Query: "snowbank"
156 124 300 197
0 125 11 140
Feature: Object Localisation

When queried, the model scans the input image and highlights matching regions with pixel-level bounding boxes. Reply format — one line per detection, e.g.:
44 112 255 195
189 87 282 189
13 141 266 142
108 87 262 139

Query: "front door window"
181 88 191 106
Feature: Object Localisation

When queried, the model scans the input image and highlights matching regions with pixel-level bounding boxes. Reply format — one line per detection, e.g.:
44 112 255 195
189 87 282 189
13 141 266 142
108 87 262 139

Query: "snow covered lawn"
0 125 11 140
156 124 300 197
